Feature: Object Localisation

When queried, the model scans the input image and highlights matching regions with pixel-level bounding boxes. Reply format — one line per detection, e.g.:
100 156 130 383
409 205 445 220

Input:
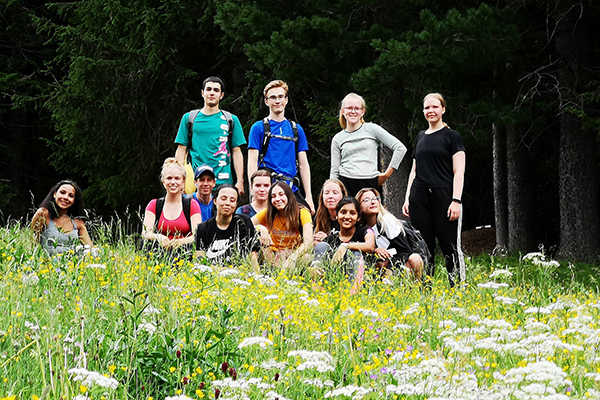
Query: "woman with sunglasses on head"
357 188 428 280
142 158 202 249
252 181 313 268
313 179 348 242
330 93 407 197
313 197 374 294
30 180 93 256
402 93 466 286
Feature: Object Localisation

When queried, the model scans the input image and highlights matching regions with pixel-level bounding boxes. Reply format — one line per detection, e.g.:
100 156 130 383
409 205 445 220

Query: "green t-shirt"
175 110 246 185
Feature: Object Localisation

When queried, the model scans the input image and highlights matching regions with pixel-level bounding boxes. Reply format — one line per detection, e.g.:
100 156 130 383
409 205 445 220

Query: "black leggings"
339 176 381 198
409 184 465 285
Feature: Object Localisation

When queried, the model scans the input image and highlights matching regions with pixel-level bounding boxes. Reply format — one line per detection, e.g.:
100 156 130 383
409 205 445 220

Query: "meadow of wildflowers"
1 223 599 400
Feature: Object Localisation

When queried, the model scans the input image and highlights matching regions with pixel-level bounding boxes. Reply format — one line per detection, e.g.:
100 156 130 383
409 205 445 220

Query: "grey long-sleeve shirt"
330 122 407 180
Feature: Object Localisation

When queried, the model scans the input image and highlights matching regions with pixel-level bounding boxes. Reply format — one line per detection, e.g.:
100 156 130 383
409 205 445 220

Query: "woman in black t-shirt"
402 93 466 286
313 197 374 294
195 184 259 269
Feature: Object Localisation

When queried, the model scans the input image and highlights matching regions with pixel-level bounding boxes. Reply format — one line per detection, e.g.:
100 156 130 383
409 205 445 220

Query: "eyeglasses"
267 94 287 101
343 106 362 112
360 197 379 204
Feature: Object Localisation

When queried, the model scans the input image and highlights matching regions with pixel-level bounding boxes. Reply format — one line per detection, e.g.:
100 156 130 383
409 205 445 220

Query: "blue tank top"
40 218 79 255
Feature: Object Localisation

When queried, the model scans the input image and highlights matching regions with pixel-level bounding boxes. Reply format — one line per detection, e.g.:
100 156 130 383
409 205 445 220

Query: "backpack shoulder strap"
187 110 201 147
289 120 300 171
221 110 234 155
154 197 165 230
182 195 192 230
258 117 272 167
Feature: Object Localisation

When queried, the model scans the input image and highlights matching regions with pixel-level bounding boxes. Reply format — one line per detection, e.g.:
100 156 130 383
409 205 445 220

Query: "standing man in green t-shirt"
174 76 246 194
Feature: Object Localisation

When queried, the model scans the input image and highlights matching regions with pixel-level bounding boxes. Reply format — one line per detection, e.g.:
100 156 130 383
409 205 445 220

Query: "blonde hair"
355 187 405 237
264 80 289 97
160 157 186 181
338 92 366 129
423 92 450 128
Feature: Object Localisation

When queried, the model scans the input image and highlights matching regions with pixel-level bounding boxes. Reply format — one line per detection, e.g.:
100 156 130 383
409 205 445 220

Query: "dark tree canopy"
2 0 598 261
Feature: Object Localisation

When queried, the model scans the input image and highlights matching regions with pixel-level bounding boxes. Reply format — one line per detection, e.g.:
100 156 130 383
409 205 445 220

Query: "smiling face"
337 203 359 230
423 95 445 125
161 165 185 195
53 184 76 211
359 190 380 216
340 95 365 128
202 81 224 108
215 187 238 217
252 175 271 202
195 173 216 196
322 181 344 211
270 185 288 211
264 86 288 116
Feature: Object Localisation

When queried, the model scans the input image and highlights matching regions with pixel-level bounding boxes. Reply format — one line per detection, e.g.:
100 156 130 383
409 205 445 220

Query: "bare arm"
402 159 416 217
75 219 93 247
447 151 466 221
30 208 49 241
142 210 169 244
297 151 314 213
232 146 245 195
329 136 341 179
175 144 188 165
247 149 259 184
345 230 375 252
171 212 203 247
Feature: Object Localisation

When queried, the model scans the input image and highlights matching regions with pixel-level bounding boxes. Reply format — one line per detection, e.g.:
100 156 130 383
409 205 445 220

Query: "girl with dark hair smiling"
30 180 93 255
252 181 313 269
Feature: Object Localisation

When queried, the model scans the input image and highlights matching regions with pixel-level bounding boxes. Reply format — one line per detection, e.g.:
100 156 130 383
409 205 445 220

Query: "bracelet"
452 198 462 204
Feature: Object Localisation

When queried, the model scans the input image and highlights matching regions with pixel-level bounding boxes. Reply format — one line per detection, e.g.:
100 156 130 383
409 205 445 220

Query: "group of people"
31 76 466 287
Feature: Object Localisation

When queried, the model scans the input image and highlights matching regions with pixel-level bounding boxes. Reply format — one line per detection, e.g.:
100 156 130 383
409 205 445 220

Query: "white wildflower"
585 372 600 381
489 269 513 278
265 391 290 400
261 359 287 370
86 263 106 269
284 279 300 286
231 278 251 287
137 322 157 335
238 336 273 349
192 263 213 273
342 307 355 316
24 321 40 331
21 272 40 285
304 298 320 306
359 308 378 318
73 396 90 400
324 385 371 398
219 268 239 277
297 360 335 372
143 305 161 315
438 320 457 330
477 281 509 289
524 306 552 314
212 377 273 390
393 323 412 331
165 396 194 400
403 302 420 315
494 295 521 305
263 294 279 300
68 367 119 389
303 378 335 388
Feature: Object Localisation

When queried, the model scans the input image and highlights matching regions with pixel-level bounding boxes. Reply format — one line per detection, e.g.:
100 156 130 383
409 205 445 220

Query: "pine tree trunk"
506 123 535 252
492 122 508 250
379 120 410 218
555 8 600 262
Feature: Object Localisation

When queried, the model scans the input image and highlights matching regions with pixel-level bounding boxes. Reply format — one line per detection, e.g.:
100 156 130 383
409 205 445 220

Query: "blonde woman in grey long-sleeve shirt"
330 93 407 197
